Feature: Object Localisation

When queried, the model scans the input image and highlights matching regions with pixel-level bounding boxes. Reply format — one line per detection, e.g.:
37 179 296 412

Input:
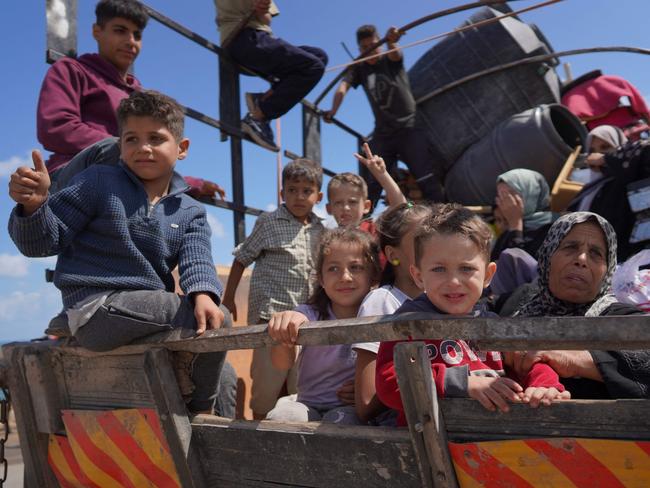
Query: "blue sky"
1 0 649 341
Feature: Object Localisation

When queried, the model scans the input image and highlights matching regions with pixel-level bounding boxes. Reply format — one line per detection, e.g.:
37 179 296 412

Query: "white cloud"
0 254 30 277
206 213 225 238
0 286 61 341
46 0 70 38
266 203 277 212
33 256 58 266
0 290 47 321
0 153 30 178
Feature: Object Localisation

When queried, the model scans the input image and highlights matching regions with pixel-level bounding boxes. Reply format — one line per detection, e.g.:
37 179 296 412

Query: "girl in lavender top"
265 228 381 424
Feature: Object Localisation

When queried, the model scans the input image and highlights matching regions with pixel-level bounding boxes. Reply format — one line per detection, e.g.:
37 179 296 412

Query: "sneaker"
241 113 277 151
245 92 263 115
172 351 196 403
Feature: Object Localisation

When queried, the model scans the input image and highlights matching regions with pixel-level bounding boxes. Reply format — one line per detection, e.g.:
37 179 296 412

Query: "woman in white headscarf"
585 125 628 156
569 126 650 260
572 126 628 212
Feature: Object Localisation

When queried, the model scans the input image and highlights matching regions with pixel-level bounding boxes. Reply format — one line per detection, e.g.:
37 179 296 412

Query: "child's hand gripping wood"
268 310 309 370
193 292 225 335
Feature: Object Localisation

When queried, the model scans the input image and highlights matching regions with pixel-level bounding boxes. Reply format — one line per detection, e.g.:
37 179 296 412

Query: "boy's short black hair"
356 25 378 44
282 159 323 190
327 172 368 200
95 0 149 30
414 204 492 265
117 90 185 141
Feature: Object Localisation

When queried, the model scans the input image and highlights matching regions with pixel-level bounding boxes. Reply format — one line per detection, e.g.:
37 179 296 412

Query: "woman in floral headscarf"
491 169 556 261
514 212 650 398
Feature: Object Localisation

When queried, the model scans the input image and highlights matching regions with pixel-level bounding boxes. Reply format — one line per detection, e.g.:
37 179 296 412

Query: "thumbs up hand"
9 150 51 216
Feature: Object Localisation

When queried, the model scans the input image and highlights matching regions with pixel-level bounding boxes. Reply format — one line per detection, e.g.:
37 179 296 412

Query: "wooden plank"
442 398 650 441
191 416 419 487
3 344 60 488
53 313 650 357
551 145 584 212
23 349 66 434
394 342 458 488
61 353 155 409
144 348 206 488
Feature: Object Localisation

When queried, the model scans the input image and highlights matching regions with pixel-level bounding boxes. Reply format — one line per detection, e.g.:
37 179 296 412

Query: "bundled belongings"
562 70 650 141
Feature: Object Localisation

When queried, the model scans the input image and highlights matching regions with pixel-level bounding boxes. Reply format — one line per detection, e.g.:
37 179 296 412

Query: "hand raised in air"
354 143 387 180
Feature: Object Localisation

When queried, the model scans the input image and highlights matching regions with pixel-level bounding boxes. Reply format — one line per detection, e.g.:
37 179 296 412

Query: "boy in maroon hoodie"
37 0 224 199
38 0 147 173
376 204 569 426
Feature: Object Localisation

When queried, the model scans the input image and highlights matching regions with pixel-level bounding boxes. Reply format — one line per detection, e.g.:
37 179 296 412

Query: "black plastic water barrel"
408 6 561 170
444 103 587 205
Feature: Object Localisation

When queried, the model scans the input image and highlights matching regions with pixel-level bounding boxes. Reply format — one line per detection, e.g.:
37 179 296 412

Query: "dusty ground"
5 409 23 488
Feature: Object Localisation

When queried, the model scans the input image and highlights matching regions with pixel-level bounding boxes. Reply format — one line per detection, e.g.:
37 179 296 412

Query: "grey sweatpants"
74 289 230 413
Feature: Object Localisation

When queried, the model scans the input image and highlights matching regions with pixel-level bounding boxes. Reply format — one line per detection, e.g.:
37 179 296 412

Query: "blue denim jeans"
228 28 327 120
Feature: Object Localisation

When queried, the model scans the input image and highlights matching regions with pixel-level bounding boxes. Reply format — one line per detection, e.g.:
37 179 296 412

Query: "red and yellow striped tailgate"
449 438 650 488
48 408 181 488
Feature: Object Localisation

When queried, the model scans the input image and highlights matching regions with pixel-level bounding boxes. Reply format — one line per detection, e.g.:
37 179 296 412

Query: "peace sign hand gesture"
353 142 407 207
354 143 387 180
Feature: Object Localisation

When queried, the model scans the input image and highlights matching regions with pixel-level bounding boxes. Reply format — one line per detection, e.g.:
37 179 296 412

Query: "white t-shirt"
353 285 410 354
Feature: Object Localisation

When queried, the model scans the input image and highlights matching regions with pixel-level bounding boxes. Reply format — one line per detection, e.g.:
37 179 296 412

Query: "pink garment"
562 75 650 132
37 53 141 172
183 175 206 194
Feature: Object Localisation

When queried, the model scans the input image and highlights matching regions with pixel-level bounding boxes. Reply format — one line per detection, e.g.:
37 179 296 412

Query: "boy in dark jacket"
376 204 568 425
10 90 227 414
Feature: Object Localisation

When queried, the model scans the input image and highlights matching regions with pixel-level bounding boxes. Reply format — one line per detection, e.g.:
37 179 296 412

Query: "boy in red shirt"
376 204 569 425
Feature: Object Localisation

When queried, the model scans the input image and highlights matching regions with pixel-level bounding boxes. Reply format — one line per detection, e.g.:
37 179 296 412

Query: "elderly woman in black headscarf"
514 212 650 398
